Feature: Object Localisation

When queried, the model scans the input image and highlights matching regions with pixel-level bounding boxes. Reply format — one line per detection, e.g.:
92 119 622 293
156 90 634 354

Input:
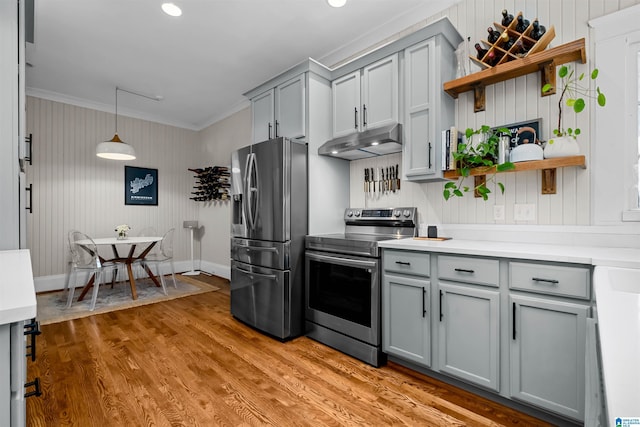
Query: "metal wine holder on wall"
189 166 230 202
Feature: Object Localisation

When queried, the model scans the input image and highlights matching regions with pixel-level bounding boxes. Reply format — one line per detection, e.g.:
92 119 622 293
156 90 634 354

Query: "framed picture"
124 166 158 206
494 119 542 148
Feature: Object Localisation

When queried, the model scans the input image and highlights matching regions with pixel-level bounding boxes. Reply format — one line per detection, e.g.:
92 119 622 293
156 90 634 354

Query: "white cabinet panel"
362 54 398 130
332 71 360 137
251 73 306 144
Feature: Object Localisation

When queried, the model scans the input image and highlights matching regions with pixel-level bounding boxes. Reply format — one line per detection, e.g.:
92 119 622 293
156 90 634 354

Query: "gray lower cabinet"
510 294 588 421
438 283 500 391
382 273 430 366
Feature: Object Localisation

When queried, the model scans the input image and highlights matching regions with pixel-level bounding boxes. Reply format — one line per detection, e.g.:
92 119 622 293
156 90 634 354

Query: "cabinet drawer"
383 250 430 277
438 255 499 287
509 262 590 299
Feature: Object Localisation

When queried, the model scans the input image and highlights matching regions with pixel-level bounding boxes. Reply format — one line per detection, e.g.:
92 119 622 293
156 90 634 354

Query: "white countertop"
593 266 640 422
0 249 37 324
379 237 640 268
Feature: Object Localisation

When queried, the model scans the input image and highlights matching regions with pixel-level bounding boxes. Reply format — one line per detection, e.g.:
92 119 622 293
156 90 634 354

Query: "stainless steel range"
305 207 417 367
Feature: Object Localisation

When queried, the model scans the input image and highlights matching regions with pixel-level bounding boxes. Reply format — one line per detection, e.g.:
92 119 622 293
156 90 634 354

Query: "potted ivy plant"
443 125 515 201
541 64 606 158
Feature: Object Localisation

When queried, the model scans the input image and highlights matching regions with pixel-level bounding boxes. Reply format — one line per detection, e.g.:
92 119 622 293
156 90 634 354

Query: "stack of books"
441 126 463 171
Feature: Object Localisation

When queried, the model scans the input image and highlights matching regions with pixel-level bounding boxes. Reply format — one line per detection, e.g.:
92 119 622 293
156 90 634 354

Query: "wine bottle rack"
471 12 555 70
189 166 230 202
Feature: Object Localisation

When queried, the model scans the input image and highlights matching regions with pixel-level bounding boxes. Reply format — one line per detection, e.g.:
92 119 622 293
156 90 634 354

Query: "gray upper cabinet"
403 36 456 181
332 54 398 138
438 283 500 392
251 73 306 144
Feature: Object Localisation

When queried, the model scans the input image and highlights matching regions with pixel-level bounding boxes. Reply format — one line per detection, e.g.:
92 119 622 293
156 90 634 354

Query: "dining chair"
65 230 117 311
138 228 177 293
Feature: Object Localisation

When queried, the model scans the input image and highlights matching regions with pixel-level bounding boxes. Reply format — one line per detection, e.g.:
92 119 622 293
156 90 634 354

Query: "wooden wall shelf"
442 155 586 196
443 38 586 112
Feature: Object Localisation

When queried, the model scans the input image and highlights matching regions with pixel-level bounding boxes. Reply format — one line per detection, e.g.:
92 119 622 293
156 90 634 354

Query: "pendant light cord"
115 86 119 134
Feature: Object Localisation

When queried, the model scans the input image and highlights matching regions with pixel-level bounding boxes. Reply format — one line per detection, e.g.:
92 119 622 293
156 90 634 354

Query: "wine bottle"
501 9 514 26
515 15 530 33
530 20 546 40
510 39 529 57
487 27 500 43
475 43 488 60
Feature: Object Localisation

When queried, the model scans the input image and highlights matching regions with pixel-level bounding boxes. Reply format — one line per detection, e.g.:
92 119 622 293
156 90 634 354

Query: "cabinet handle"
439 290 443 321
512 302 516 340
354 107 358 129
24 318 41 362
422 287 426 317
275 120 279 138
395 261 410 266
428 142 432 169
268 122 272 140
454 268 474 274
531 277 559 284
25 133 33 165
363 104 367 126
25 183 33 214
24 377 42 398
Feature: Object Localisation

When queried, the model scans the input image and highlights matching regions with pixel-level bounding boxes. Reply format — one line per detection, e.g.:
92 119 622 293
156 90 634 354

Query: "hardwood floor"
27 274 552 426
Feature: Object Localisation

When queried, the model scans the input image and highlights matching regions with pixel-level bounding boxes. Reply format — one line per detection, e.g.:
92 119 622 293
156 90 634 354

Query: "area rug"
37 275 219 325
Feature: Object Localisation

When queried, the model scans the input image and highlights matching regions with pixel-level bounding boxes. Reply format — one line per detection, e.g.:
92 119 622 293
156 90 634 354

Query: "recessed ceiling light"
327 0 347 8
162 2 182 17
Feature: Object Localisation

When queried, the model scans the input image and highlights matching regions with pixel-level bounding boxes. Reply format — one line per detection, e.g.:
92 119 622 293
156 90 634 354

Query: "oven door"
305 250 380 345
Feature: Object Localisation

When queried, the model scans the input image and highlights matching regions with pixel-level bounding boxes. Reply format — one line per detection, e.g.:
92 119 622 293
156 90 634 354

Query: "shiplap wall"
25 97 200 278
349 0 640 227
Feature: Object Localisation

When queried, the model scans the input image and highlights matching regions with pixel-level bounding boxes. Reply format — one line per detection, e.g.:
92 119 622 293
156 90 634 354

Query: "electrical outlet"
493 205 505 221
514 204 536 221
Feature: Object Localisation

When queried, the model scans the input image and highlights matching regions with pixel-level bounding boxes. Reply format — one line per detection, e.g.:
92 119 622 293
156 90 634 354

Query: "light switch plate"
514 204 536 221
493 205 505 220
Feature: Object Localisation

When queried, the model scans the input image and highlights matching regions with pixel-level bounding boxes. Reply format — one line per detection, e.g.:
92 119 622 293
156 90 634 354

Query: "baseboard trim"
34 260 230 293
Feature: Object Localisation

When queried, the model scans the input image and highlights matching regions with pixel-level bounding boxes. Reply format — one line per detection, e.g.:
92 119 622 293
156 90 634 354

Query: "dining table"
75 236 163 302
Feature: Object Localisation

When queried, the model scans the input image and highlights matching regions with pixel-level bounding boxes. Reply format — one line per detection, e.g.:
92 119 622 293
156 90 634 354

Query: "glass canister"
498 135 510 163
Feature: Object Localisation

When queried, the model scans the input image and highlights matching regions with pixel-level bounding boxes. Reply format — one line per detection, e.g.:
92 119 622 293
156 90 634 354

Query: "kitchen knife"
379 168 382 193
392 167 396 192
396 164 400 191
364 168 368 193
371 167 375 193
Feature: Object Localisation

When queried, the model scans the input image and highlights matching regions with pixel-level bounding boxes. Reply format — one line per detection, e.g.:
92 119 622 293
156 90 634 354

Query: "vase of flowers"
115 224 131 240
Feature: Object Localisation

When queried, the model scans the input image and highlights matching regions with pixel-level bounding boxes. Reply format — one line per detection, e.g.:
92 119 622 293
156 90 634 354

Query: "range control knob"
346 210 353 217
403 209 412 217
354 210 361 217
393 210 401 217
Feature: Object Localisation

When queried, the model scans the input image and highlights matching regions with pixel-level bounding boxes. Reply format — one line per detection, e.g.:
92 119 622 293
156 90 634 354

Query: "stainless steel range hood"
318 123 402 161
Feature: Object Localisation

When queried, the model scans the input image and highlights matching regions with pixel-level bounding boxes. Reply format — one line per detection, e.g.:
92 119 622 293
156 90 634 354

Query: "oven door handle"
306 251 377 270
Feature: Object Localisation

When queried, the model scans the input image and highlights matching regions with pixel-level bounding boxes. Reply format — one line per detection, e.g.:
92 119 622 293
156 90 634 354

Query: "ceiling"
25 0 457 131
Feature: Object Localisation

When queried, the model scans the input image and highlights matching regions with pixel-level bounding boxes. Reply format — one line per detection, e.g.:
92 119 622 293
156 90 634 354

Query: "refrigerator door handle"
244 153 259 230
234 265 278 280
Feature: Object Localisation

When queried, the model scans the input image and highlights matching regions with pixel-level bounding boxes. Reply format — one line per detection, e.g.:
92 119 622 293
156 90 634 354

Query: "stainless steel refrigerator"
230 137 308 340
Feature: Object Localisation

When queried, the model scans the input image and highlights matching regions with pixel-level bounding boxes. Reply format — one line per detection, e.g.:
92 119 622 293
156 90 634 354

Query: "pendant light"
96 87 137 160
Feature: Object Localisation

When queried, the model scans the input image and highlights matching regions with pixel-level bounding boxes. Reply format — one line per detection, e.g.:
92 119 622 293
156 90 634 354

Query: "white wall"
348 0 640 234
25 97 200 289
197 106 252 278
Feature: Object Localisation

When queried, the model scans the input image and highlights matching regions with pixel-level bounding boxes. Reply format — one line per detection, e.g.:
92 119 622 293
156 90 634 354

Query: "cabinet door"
252 89 274 144
275 74 305 140
0 325 9 427
332 71 361 137
362 54 398 130
403 38 437 179
510 294 588 421
382 273 430 366
438 283 500 391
